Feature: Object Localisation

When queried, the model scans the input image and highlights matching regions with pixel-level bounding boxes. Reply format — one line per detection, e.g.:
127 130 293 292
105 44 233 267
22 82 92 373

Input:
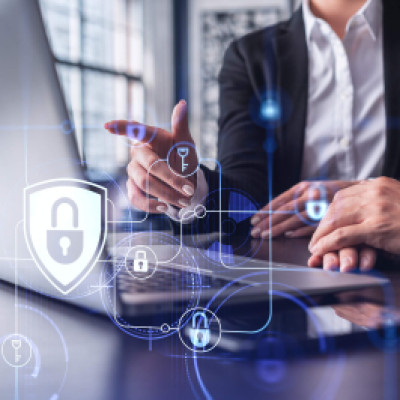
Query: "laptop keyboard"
116 260 242 294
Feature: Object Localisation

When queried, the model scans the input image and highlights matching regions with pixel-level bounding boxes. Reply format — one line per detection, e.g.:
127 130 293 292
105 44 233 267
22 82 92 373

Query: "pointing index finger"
104 120 160 143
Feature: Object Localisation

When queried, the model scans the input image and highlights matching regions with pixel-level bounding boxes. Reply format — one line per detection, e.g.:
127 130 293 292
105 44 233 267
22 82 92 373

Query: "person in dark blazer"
105 0 397 272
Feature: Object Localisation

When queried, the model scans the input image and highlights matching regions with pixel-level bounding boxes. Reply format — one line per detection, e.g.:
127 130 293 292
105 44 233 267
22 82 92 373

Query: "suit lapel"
382 0 400 177
274 8 309 194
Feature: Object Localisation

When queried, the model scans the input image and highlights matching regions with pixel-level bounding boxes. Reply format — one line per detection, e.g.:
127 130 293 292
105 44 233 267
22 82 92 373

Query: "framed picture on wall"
188 0 293 161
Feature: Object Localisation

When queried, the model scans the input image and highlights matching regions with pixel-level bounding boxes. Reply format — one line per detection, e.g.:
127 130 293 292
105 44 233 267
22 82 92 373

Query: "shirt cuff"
163 168 209 224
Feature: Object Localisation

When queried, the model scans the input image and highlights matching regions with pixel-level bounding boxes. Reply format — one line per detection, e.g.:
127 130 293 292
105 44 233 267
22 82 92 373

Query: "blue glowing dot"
60 120 74 135
260 99 281 121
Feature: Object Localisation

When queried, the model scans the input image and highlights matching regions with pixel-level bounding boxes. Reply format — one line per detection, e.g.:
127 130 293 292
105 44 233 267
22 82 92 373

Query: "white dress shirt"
301 0 386 181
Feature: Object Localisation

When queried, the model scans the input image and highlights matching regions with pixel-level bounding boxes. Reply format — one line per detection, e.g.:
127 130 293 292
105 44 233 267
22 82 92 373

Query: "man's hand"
332 303 396 329
308 247 377 272
250 181 358 239
309 177 400 257
105 101 198 213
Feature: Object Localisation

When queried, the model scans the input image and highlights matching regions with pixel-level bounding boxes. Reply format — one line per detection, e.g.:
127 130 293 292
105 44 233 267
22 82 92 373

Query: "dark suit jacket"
184 0 400 235
201 0 400 208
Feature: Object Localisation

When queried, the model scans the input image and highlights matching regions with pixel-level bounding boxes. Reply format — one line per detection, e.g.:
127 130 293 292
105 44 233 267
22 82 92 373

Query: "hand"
105 101 198 213
308 246 377 272
250 180 358 240
309 177 400 257
332 303 397 329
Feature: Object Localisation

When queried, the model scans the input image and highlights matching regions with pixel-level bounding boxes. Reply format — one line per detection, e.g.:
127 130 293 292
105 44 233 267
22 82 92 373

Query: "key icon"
11 340 21 363
177 147 189 173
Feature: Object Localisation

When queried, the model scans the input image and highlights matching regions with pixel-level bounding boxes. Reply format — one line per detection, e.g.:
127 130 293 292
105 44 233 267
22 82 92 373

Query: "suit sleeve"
176 40 270 235
215 39 269 205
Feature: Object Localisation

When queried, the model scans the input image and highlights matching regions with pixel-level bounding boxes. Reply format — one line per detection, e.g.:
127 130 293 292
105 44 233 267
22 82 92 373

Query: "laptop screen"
0 0 84 259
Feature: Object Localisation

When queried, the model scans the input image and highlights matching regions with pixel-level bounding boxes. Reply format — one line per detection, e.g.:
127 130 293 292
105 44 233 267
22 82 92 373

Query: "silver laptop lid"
0 0 84 260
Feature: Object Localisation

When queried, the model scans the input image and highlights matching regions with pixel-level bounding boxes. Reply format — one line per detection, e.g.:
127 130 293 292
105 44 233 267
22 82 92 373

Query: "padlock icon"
126 124 146 141
305 184 329 222
190 312 210 348
133 251 149 273
47 197 83 264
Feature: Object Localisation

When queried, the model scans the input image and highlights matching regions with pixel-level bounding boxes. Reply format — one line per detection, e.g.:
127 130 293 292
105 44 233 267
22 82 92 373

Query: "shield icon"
24 179 107 295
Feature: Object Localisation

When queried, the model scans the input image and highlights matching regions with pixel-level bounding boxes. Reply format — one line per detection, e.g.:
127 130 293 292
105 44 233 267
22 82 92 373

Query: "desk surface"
0 237 399 400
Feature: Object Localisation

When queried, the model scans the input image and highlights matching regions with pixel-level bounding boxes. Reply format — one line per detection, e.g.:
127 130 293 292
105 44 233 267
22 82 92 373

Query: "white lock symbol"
133 251 149 273
305 184 329 222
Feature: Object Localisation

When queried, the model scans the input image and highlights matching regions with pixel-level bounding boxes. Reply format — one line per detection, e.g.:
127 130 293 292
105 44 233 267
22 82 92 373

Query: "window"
40 0 144 180
188 0 291 160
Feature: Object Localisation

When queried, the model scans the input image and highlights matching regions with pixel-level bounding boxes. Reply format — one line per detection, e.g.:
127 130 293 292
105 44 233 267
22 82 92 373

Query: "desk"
0 238 399 400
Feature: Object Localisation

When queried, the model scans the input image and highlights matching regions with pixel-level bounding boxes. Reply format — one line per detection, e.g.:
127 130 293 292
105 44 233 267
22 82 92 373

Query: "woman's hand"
251 180 359 239
105 101 198 213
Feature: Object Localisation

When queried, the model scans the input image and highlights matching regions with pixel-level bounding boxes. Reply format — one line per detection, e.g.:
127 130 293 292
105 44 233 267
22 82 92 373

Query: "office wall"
143 0 175 131
188 0 294 161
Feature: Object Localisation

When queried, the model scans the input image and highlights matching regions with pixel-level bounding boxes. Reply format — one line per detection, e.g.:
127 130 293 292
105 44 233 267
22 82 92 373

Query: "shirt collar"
357 0 381 41
302 0 318 44
302 0 382 43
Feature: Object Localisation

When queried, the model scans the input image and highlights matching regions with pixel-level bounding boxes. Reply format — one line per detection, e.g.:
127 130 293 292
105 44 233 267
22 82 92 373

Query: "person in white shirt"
252 0 386 272
106 0 398 273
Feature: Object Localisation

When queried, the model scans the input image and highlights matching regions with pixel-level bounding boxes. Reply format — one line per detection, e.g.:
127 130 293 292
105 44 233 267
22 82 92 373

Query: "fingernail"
326 264 338 272
341 257 353 272
179 199 190 207
251 228 261 238
251 217 260 225
360 256 371 271
180 99 187 106
261 230 270 239
285 231 294 238
182 185 194 197
310 244 318 254
326 256 338 270
156 205 167 213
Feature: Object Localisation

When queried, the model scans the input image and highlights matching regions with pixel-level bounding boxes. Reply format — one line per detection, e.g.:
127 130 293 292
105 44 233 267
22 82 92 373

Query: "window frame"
41 0 146 178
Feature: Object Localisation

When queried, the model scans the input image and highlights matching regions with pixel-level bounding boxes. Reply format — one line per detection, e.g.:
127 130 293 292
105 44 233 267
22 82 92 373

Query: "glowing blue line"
168 354 245 361
192 288 329 400
0 125 61 131
15 368 18 400
224 285 326 351
384 324 398 400
203 271 271 334
193 351 213 400
205 210 295 215
185 356 202 400
204 271 326 348
21 306 68 362
20 305 69 396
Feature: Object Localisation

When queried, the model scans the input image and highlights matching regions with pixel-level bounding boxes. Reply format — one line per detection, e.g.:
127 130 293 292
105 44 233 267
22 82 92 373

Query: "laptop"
0 0 388 333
